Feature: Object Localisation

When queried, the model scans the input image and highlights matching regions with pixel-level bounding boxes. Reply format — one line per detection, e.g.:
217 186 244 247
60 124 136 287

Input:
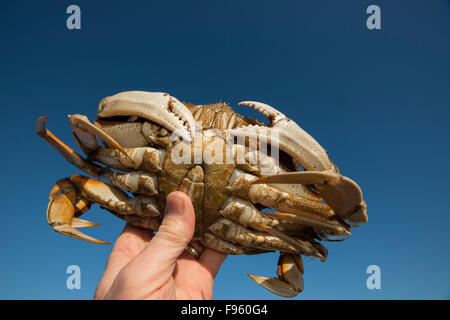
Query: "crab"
36 91 367 298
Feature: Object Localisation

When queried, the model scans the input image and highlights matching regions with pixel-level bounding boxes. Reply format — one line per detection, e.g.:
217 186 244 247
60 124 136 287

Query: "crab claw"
97 91 195 142
236 100 333 172
251 222 325 260
46 178 110 244
253 171 367 227
238 101 286 124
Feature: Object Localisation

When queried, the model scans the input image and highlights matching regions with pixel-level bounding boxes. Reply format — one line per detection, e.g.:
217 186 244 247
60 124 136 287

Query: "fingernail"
165 194 184 217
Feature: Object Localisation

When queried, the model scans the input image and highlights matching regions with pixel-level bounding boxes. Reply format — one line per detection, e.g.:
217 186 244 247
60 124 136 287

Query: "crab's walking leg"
36 117 102 177
69 114 165 173
232 100 368 227
227 169 350 240
47 175 161 244
215 193 324 297
36 117 161 196
248 253 304 298
94 119 172 149
219 196 326 259
101 170 159 196
107 209 161 231
202 232 245 255
69 114 134 163
88 146 164 173
230 144 319 201
47 178 108 244
253 171 368 227
209 218 296 254
72 175 160 217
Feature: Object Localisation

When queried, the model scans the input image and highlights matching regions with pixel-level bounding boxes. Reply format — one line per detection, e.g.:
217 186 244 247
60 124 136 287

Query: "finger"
94 223 153 299
120 191 195 289
199 248 227 278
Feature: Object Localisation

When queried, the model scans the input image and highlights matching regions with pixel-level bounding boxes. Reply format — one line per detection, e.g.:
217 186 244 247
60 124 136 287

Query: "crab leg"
231 144 319 200
69 114 136 165
220 196 311 237
46 174 161 244
69 114 165 172
36 117 102 177
107 209 161 231
101 170 159 196
219 196 280 229
219 197 325 259
262 211 350 241
88 146 164 173
253 171 368 227
208 218 320 256
234 100 367 227
248 253 304 298
227 169 349 240
249 184 350 240
202 232 245 255
47 177 108 244
37 117 162 196
71 175 160 217
94 120 172 148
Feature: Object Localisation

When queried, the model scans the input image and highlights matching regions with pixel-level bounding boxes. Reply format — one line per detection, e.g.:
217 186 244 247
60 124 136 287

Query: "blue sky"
1 0 449 299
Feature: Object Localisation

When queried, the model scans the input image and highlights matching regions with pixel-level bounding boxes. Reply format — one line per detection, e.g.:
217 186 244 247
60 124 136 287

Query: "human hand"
94 191 227 299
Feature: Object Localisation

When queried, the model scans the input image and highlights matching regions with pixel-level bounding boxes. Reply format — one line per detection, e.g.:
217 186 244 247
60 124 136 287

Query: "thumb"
126 191 195 283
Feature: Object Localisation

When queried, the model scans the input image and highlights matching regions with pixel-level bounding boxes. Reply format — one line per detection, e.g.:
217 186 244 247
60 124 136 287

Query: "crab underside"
36 91 367 297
